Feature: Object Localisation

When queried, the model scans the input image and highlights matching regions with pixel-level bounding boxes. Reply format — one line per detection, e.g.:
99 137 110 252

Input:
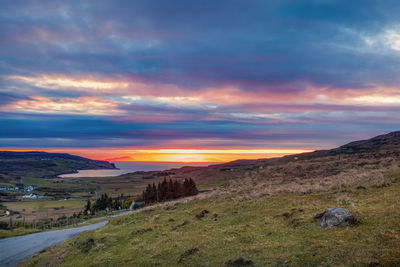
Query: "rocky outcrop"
315 208 360 228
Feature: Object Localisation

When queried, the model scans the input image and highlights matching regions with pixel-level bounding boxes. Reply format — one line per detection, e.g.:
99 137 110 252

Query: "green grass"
0 228 41 239
21 176 400 266
0 215 110 239
5 199 85 212
0 182 14 187
22 177 53 187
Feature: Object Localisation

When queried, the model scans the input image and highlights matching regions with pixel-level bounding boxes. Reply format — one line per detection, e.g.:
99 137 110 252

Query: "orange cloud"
8 75 129 90
2 96 122 115
8 74 400 114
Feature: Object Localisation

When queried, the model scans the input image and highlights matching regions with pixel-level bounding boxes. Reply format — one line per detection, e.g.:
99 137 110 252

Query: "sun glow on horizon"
0 148 314 163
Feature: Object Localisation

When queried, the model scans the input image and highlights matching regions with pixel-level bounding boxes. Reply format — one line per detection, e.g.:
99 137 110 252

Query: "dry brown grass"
135 150 400 209
212 150 400 199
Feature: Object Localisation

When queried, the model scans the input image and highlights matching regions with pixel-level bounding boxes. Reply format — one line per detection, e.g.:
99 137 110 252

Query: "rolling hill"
127 131 400 185
0 151 116 183
22 131 400 266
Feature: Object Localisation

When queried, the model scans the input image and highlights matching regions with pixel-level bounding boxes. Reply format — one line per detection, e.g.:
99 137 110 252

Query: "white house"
22 193 38 199
23 185 37 192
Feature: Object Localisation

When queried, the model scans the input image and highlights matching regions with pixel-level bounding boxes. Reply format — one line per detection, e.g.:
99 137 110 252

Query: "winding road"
0 221 107 267
0 211 131 267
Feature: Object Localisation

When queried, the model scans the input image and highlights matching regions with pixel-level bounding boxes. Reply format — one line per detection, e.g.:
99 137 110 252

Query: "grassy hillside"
10 132 400 265
0 151 116 183
21 163 400 266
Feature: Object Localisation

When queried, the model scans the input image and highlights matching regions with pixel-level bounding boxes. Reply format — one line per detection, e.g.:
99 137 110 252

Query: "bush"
0 221 8 229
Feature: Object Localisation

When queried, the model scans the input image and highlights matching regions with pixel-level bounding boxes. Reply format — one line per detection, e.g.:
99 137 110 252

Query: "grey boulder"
316 208 358 228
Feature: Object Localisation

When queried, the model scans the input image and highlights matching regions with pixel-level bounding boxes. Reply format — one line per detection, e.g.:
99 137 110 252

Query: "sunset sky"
1 1 400 162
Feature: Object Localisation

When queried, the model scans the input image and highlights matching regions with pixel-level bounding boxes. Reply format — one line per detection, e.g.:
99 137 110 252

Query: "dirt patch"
314 211 326 220
195 209 209 219
131 227 153 235
225 257 254 266
75 237 95 253
345 214 361 226
281 208 304 228
172 220 189 231
48 249 68 266
213 213 218 221
282 208 304 218
178 247 199 263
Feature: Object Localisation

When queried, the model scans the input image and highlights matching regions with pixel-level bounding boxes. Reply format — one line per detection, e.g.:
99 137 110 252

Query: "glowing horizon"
0 148 314 163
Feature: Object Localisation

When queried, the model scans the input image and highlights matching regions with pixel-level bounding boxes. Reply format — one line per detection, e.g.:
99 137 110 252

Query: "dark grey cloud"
2 0 400 90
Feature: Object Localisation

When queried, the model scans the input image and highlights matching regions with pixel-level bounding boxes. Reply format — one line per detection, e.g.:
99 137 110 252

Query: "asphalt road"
0 221 108 267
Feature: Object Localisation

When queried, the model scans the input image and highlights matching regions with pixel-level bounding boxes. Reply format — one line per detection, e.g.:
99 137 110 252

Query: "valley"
3 131 400 266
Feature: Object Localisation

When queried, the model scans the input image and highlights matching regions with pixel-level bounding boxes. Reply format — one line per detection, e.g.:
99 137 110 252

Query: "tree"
183 178 190 196
173 180 181 198
166 179 174 200
152 183 157 202
84 199 91 215
188 178 199 195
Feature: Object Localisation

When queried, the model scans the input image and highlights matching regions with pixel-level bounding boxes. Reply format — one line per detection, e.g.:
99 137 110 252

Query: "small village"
0 185 38 199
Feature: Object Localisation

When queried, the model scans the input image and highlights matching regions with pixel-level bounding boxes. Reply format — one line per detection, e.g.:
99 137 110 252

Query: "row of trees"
83 193 123 215
143 178 198 204
81 178 199 215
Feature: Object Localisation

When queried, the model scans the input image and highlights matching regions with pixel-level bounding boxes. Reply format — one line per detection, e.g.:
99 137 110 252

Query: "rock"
319 208 359 228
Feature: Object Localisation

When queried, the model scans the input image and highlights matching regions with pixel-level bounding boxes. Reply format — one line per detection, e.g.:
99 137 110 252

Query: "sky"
1 0 400 162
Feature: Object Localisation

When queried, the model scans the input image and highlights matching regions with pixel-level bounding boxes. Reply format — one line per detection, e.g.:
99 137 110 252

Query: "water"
59 161 214 178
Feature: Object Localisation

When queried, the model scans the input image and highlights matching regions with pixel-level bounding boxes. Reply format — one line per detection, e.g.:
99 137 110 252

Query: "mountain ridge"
142 131 400 183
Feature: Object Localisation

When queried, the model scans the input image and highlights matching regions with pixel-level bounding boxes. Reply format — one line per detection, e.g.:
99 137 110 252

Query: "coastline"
58 161 215 178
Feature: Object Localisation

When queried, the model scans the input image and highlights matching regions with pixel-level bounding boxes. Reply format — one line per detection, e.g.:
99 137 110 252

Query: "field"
20 154 400 266
3 199 85 221
0 169 225 238
1 173 162 223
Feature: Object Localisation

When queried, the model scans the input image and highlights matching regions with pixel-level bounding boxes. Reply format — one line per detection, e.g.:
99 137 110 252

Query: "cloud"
2 96 122 115
384 28 400 51
0 92 30 106
2 1 400 155
8 75 129 91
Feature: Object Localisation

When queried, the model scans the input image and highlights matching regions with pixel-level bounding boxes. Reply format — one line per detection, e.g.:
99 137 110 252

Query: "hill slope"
20 131 400 266
307 131 400 157
145 131 400 184
22 169 400 266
